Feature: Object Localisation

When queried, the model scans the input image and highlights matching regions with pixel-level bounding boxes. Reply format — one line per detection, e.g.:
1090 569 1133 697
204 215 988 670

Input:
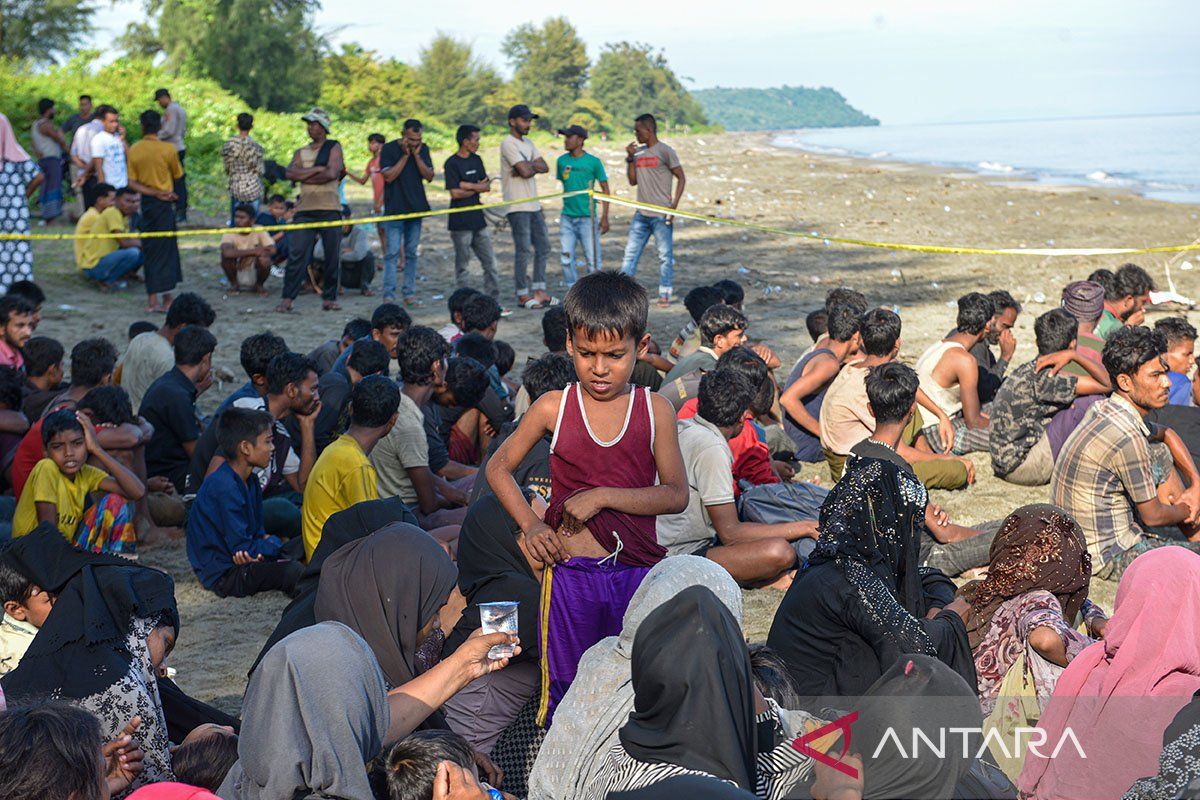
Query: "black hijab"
444 494 539 664
619 585 757 791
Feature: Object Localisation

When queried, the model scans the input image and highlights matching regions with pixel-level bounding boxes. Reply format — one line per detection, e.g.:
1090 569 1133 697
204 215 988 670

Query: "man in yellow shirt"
127 109 183 313
74 184 142 288
301 375 400 559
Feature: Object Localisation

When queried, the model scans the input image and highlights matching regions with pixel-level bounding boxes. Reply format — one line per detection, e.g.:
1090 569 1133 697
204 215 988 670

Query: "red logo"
635 156 660 169
792 711 859 778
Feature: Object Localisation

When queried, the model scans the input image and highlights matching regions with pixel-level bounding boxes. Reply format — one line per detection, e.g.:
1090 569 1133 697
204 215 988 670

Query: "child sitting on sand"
486 270 688 726
0 551 52 675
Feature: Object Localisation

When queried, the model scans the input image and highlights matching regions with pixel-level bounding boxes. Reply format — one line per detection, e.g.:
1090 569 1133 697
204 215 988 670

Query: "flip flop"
520 297 547 310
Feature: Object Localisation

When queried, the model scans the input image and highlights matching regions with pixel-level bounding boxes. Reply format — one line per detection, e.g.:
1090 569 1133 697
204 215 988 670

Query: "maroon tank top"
545 382 664 566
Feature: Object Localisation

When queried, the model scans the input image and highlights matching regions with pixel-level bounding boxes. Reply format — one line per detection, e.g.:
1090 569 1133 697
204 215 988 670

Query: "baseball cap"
507 104 538 121
301 107 332 132
556 125 588 139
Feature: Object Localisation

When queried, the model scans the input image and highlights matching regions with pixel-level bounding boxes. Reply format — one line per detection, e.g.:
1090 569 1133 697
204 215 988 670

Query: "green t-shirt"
1096 309 1123 340
556 151 608 218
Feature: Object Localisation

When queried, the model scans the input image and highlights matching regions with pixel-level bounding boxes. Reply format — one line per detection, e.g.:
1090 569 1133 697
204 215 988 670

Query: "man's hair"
866 362 919 425
634 113 657 132
380 730 475 800
217 407 274 461
69 337 119 388
268 193 287 205
858 308 902 357
171 731 240 792
397 326 449 386
444 357 489 409
683 285 724 324
826 304 860 343
455 332 496 369
266 352 318 395
154 88 171 100
348 339 390 378
166 292 216 329
139 109 162 135
237 112 254 131
455 124 480 145
698 304 747 347
239 332 289 381
825 287 868 316
351 375 401 428
233 202 256 221
93 182 116 202
697 369 755 428
174 325 217 366
1114 262 1155 299
1088 268 1117 298
749 644 802 711
0 702 106 800
403 118 423 133
460 293 502 333
447 287 479 320
94 104 117 120
22 336 63 378
955 292 995 335
79 94 92 102
116 186 138 200
128 320 157 340
343 317 372 342
1102 325 1167 385
0 295 34 325
42 408 83 446
714 346 770 416
1155 316 1198 349
494 340 515 377
77 386 135 426
0 552 34 607
1035 309 1079 356
0 367 21 411
367 132 386 144
38 98 54 115
988 289 1021 316
564 271 648 343
712 279 744 307
805 309 828 342
372 302 411 332
522 353 575 402
542 305 568 352
7 280 45 308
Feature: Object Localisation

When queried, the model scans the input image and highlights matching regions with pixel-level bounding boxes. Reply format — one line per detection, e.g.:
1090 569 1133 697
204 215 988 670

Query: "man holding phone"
380 118 435 305
620 113 686 308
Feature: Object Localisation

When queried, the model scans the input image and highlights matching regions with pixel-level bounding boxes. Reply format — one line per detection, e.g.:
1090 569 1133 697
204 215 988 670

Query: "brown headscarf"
959 504 1091 649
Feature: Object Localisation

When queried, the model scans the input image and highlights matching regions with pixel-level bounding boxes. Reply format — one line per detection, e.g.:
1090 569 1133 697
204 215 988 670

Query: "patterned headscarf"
1061 281 1106 323
959 503 1091 649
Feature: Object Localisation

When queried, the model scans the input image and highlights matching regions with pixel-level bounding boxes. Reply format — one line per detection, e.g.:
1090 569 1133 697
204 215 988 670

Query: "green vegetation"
0 0 93 63
692 85 879 131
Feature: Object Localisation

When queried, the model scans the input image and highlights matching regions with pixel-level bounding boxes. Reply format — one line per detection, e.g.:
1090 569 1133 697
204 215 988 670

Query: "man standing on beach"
379 119 434 305
126 109 182 313
500 104 552 310
155 89 188 222
221 113 264 223
620 113 685 307
445 124 500 300
555 124 609 287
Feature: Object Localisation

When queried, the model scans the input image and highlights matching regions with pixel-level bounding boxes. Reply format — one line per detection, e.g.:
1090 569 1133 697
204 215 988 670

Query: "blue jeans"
560 215 599 287
620 211 674 296
229 196 260 225
383 218 422 299
84 247 143 286
508 210 549 297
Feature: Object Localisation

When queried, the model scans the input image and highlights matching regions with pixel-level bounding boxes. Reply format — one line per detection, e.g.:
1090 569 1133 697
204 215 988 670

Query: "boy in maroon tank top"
486 271 687 725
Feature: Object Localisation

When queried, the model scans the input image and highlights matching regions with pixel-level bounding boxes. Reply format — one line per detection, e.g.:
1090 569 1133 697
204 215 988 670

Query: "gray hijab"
527 557 744 800
217 622 389 800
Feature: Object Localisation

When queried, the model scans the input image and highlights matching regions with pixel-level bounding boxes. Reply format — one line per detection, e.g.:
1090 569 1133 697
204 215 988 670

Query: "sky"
89 0 1200 126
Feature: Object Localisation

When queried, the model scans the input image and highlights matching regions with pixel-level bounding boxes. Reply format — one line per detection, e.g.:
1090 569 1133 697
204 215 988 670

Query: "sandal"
323 301 342 311
274 301 294 314
361 287 375 297
519 296 547 310
656 294 672 308
403 296 424 308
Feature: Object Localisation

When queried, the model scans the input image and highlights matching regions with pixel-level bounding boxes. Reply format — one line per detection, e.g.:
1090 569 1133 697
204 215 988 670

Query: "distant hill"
692 85 879 131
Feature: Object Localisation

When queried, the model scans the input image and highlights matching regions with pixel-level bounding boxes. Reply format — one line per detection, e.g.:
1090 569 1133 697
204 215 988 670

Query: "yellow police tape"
3 187 1199 257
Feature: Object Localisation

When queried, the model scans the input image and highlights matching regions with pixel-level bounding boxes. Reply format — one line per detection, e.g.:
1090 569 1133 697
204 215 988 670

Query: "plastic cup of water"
479 601 519 660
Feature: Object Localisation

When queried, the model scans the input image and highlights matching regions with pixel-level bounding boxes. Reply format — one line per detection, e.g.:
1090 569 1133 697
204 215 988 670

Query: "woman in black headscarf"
441 493 542 753
766 453 975 705
586 586 821 800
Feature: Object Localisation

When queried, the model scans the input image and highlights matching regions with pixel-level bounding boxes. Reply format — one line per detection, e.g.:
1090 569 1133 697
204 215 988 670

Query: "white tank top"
30 120 62 159
915 340 965 417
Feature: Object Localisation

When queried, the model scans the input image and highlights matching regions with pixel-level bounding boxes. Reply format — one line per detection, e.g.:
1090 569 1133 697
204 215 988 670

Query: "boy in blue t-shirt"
555 125 609 286
1156 317 1197 406
186 407 302 598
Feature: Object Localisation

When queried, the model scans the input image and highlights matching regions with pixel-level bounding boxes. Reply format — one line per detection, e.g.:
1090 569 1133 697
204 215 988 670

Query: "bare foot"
138 525 185 548
763 570 796 591
322 300 342 311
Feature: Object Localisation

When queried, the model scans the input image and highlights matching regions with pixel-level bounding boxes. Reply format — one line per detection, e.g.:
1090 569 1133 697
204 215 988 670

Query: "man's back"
819 363 873 456
301 434 379 559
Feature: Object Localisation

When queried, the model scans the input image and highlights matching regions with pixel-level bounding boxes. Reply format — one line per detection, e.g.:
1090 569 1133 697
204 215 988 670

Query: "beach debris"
1046 240 1055 246
737 265 750 274
431 294 444 301
1033 292 1046 304
890 268 902 277
930 281 940 289
57 304 77 311
943 205 951 212
809 275 821 284
1181 261 1194 271
1006 201 1014 206
945 301 956 308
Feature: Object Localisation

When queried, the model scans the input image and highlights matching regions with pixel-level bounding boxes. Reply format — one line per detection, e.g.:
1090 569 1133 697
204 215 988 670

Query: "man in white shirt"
73 105 126 205
499 104 552 310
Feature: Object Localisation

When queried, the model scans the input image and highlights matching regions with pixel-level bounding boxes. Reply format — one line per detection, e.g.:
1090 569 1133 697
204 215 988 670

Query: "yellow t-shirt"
74 207 128 269
301 435 379 560
13 460 108 539
127 138 182 193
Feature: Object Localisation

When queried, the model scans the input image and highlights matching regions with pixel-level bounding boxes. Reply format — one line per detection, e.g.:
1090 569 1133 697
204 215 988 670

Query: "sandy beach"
23 130 1200 712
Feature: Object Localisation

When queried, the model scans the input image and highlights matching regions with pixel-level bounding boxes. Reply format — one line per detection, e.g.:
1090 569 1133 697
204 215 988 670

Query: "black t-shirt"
379 141 433 215
140 368 202 493
421 404 450 474
443 153 487 232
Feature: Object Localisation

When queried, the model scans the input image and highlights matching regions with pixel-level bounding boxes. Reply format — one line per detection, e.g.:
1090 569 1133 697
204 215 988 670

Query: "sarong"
37 157 63 220
140 194 182 295
77 493 136 556
537 556 649 727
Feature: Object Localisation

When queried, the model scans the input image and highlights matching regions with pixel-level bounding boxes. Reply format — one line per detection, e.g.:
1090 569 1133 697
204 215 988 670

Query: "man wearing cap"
277 108 345 313
555 124 609 287
621 113 685 307
379 118 434 305
500 105 553 309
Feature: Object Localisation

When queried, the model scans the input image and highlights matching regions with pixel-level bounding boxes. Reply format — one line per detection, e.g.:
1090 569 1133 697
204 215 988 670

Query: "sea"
774 112 1200 205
